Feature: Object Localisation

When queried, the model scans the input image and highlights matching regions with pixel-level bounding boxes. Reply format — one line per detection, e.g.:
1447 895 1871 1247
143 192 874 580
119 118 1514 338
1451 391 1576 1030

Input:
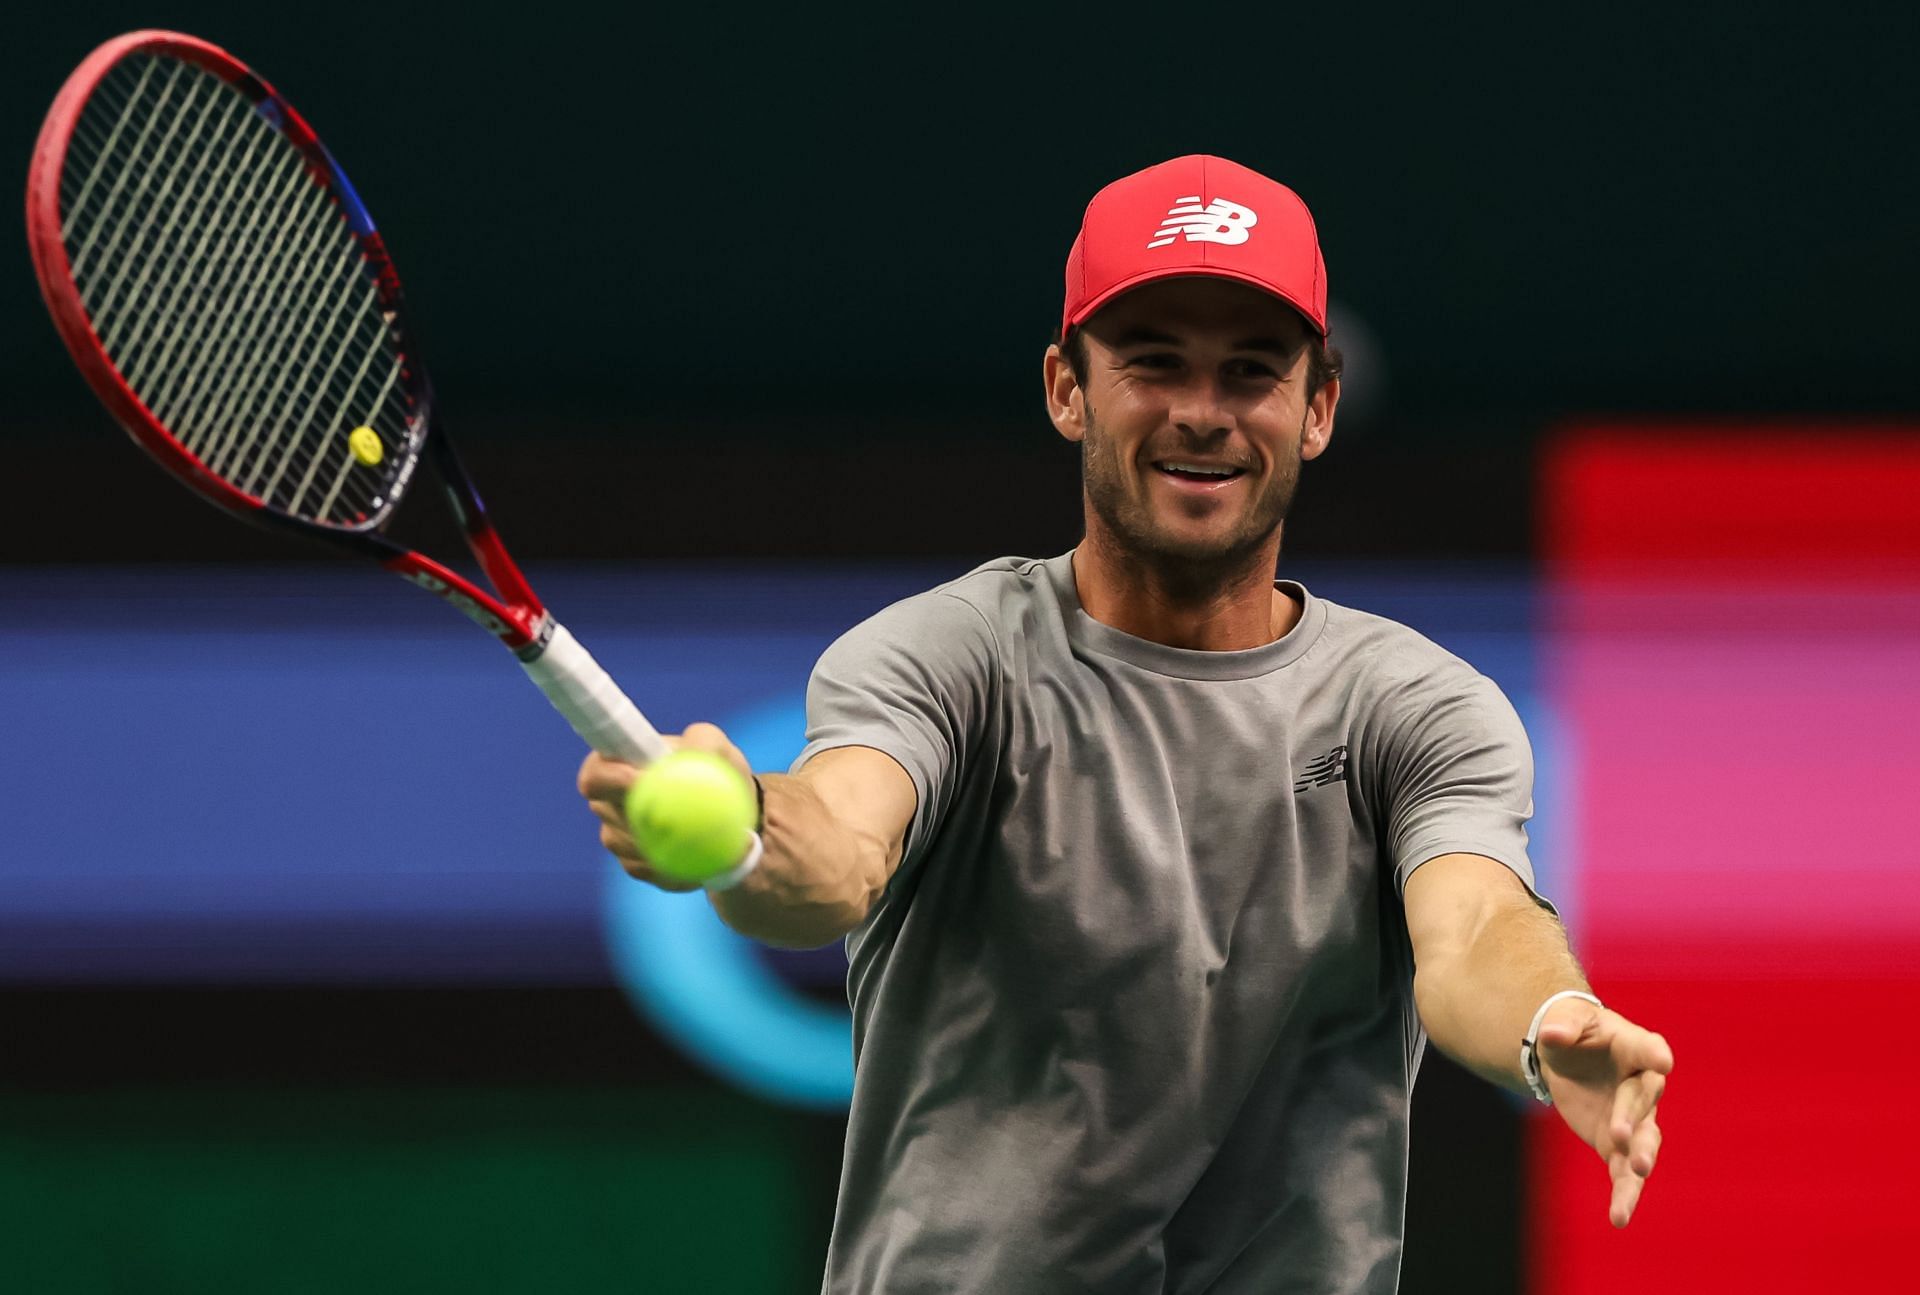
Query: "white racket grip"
520 623 669 765
524 622 765 888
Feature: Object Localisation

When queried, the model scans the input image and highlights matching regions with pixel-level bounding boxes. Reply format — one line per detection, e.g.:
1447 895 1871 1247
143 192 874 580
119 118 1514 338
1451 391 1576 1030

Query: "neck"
1073 522 1299 651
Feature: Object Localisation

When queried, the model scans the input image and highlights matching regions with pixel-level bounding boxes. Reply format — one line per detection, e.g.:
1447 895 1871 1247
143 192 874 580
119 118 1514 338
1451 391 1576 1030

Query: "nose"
1165 374 1232 440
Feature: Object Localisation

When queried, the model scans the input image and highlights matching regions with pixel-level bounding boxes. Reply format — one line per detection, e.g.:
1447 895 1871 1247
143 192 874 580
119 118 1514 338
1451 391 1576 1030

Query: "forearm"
708 772 895 949
1413 899 1590 1094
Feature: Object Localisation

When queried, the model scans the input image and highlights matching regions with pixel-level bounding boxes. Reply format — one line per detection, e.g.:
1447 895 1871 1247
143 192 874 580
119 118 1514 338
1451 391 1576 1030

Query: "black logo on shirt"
1293 745 1349 794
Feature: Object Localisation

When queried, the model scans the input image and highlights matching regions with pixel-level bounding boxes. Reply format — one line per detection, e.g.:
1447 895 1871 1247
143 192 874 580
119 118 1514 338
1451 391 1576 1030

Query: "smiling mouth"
1153 460 1248 488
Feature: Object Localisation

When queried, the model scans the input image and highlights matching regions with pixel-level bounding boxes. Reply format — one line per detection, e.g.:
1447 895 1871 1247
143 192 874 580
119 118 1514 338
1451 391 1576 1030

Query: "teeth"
1161 461 1236 476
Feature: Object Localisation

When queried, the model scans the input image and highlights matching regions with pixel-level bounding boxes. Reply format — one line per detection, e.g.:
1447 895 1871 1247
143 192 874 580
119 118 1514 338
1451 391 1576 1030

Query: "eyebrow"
1230 336 1305 358
1110 326 1302 357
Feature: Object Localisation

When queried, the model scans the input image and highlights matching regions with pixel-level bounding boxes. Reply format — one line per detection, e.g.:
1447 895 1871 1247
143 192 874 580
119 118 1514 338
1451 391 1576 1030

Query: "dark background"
5 3 1914 1291
8 0 1918 571
11 1 1917 436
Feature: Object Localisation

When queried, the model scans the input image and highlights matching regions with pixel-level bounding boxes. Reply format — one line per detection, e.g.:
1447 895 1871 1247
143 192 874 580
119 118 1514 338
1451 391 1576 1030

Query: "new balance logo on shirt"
1147 195 1259 248
1294 745 1349 794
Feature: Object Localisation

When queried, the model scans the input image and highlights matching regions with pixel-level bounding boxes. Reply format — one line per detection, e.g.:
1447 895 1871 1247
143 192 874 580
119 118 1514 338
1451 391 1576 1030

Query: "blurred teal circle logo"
601 693 855 1110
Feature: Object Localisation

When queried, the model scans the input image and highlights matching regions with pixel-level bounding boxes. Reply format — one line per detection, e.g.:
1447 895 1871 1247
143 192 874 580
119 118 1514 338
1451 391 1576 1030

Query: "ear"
1300 375 1339 462
1043 343 1086 443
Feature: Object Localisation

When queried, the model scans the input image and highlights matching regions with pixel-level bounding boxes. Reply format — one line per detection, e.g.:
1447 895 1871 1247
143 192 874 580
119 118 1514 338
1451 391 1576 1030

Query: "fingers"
1629 1112 1663 1179
1609 1067 1665 1150
1586 1013 1672 1076
1607 1112 1662 1227
598 819 702 893
1608 1150 1646 1228
578 731 743 896
578 751 640 802
1603 1023 1671 1156
599 817 635 856
1634 1029 1676 1076
677 722 754 781
580 725 747 800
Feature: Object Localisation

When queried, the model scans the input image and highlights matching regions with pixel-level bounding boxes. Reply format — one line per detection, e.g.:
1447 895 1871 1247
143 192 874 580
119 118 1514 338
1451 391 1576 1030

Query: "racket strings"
70 57 411 517
58 54 416 528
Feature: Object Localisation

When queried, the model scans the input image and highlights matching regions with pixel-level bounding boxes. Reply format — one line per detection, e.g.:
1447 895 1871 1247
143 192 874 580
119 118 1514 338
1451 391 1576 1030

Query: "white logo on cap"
1147 195 1259 249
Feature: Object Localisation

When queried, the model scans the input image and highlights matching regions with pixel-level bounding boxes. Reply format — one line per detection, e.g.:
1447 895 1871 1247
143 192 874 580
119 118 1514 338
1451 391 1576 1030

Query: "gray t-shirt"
797 553 1543 1295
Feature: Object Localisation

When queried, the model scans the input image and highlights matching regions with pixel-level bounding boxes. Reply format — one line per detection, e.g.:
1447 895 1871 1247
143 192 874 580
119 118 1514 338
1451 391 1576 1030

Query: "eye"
1226 358 1280 380
1128 352 1180 370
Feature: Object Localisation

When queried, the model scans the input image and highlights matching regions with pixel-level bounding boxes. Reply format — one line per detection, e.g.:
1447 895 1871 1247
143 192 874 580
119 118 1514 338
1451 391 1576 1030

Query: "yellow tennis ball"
623 750 757 884
348 426 383 466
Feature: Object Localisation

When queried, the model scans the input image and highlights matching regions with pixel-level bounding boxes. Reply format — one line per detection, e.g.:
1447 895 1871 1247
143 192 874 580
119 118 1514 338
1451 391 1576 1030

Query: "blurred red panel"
1535 424 1920 1294
1543 426 1920 577
1527 958 1920 1291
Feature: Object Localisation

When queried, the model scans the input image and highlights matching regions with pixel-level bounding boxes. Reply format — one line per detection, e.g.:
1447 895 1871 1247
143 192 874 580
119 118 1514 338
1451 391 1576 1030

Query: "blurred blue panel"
0 562 1552 985
0 565 949 982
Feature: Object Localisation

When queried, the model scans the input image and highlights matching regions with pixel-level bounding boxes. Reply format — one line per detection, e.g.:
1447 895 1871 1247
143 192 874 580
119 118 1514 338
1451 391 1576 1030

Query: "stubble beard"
1079 400 1304 586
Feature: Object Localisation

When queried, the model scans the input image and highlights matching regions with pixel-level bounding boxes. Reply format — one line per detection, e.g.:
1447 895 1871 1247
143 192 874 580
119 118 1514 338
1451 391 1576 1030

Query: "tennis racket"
26 30 760 882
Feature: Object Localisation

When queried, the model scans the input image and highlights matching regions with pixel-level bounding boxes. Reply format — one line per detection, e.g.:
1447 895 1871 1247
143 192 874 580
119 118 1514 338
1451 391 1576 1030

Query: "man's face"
1045 277 1338 566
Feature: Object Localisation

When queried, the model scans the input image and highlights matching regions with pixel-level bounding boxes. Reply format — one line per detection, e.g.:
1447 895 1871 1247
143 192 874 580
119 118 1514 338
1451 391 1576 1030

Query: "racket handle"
520 622 670 765
523 622 763 889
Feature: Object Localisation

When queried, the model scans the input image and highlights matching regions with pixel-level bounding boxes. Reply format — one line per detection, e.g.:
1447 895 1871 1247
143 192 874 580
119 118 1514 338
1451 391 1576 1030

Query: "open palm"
1537 1004 1674 1227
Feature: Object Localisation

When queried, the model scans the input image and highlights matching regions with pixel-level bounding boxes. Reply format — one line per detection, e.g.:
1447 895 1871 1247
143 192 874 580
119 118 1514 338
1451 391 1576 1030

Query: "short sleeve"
792 591 999 863
1382 669 1546 905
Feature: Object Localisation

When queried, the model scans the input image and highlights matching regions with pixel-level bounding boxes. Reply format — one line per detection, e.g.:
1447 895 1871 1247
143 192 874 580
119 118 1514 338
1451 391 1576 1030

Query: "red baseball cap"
1061 155 1328 342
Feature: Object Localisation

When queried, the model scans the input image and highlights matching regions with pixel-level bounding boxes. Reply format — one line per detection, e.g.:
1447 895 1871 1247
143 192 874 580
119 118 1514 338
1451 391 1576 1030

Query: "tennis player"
580 154 1672 1293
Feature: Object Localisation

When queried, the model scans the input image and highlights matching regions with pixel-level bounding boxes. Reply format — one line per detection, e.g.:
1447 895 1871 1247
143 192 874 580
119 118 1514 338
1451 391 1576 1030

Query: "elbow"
1411 966 1440 1035
1410 954 1465 1041
752 915 861 951
712 893 870 950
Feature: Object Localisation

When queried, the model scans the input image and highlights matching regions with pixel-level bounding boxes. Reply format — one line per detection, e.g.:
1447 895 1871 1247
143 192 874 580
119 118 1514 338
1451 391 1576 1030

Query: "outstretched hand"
1536 1001 1674 1228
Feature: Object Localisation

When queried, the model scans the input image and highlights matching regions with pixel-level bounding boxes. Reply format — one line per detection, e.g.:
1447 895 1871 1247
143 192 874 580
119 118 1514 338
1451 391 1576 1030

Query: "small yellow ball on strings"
348 426 383 466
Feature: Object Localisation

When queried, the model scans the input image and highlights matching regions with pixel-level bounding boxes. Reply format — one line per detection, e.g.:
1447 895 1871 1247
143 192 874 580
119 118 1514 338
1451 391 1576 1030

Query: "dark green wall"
0 988 848 1293
9 2 1916 444
0 1087 824 1294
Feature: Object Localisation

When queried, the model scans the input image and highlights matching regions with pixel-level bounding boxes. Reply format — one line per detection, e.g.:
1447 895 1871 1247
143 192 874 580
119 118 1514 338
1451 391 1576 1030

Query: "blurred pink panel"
1554 591 1920 948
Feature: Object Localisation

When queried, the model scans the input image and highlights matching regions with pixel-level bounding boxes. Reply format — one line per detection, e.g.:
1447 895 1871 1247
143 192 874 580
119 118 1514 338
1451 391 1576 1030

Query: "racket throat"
385 554 544 650
425 433 543 615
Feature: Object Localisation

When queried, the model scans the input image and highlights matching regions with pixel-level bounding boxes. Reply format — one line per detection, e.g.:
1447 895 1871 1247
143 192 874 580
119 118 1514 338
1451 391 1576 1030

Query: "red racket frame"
25 29 552 654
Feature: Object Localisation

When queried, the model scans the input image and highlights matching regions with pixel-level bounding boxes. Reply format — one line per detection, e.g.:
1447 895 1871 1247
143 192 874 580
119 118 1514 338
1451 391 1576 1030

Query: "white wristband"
1521 990 1604 1104
701 831 764 893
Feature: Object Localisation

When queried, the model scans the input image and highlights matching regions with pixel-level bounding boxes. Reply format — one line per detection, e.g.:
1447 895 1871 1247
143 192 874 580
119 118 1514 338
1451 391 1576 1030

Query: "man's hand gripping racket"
25 30 761 889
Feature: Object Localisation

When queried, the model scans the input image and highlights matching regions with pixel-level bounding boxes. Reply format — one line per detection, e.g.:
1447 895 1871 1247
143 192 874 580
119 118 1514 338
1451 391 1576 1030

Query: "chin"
1133 521 1267 566
1085 478 1284 568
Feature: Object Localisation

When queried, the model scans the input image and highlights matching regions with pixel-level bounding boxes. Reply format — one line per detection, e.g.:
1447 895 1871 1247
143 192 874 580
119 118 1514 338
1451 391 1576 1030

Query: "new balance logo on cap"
1147 195 1259 249
1293 745 1349 794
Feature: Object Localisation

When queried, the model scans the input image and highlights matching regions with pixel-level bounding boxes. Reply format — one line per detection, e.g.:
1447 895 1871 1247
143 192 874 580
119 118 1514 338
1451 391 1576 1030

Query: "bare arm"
578 727 916 950
1406 853 1674 1228
709 744 915 948
1405 852 1588 1093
